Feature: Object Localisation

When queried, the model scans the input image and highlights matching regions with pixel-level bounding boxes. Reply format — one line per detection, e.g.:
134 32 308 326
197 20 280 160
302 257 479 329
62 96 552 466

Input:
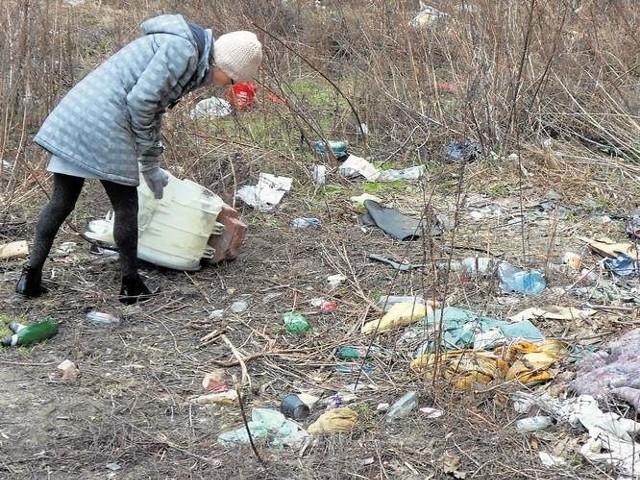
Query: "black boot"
119 274 159 305
15 266 48 298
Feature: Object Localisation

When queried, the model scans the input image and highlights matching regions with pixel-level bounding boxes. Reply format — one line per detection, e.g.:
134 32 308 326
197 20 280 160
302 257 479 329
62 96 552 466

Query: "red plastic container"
227 83 257 110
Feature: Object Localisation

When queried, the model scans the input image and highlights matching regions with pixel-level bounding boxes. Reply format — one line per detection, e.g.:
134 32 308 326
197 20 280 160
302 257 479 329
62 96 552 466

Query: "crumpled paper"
236 173 293 211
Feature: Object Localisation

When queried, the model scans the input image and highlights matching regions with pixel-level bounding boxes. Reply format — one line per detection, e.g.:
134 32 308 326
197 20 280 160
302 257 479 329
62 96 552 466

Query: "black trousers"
29 173 140 278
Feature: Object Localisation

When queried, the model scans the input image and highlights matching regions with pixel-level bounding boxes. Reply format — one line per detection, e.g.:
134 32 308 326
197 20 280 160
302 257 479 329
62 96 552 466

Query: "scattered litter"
338 154 380 181
377 403 389 412
105 462 121 472
538 452 566 467
386 391 418 422
335 345 388 361
411 338 566 390
377 294 425 312
376 165 425 182
571 328 640 410
350 193 383 209
190 97 232 119
312 140 349 161
307 407 358 435
602 254 640 276
218 408 308 447
54 241 77 255
192 389 239 406
368 253 424 271
406 307 544 353
0 240 28 260
229 295 251 313
419 407 443 418
515 415 553 433
312 165 327 185
291 217 322 228
310 297 337 313
202 370 228 393
357 123 369 136
86 311 121 326
560 395 640 477
562 252 583 269
280 393 311 420
226 82 257 110
443 139 481 163
498 261 546 295
57 359 80 382
236 173 293 211
579 236 640 261
283 311 311 333
335 363 375 375
508 306 596 323
1 319 59 347
410 3 449 29
440 256 496 275
327 274 347 288
361 199 441 240
361 301 428 334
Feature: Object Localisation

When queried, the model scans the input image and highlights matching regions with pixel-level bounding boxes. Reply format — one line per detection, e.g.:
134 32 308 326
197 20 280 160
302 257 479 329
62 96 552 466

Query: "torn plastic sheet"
217 408 308 448
513 393 640 478
361 200 442 240
236 173 293 212
338 154 380 181
404 307 544 355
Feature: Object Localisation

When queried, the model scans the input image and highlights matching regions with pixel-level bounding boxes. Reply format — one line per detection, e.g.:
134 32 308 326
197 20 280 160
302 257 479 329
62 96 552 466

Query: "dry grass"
1 0 640 479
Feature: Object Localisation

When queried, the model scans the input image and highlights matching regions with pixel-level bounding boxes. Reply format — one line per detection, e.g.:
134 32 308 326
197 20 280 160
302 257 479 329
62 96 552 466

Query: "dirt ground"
2 154 640 480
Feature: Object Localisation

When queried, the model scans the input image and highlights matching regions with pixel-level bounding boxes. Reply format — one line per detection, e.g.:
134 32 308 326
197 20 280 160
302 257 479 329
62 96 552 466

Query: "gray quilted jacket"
34 14 213 185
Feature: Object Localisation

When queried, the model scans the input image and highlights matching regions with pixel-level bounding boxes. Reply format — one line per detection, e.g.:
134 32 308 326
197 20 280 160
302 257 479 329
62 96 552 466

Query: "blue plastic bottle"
498 261 546 295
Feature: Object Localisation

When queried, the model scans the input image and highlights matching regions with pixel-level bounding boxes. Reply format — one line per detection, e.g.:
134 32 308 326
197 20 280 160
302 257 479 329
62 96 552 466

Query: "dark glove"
141 165 169 199
138 142 167 199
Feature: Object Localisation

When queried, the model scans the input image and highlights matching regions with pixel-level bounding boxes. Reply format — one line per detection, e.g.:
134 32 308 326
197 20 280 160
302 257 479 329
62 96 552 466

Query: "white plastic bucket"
86 169 225 271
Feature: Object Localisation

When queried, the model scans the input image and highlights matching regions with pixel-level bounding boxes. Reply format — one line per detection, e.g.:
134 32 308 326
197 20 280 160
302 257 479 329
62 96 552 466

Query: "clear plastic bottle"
385 391 419 422
498 261 546 294
86 311 121 325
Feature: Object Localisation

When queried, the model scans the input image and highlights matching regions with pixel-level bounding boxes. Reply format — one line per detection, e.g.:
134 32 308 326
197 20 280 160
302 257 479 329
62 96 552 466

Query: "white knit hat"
213 31 263 82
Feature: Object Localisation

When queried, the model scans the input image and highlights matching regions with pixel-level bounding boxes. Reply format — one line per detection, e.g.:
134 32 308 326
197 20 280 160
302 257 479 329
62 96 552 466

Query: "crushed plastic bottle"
602 254 640 277
1 319 59 347
282 311 311 333
497 261 546 295
442 256 495 275
385 391 419 422
86 311 121 325
515 415 553 432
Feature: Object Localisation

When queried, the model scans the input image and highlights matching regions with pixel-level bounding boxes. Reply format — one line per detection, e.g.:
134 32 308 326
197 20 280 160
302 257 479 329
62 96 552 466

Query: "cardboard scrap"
0 240 29 260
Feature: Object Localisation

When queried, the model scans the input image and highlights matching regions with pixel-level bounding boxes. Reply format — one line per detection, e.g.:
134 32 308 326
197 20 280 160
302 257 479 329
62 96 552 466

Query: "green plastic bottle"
336 345 387 360
282 311 311 334
1 319 59 347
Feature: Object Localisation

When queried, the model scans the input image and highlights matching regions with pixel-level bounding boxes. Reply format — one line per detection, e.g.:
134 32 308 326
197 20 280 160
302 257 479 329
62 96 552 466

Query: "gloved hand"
138 141 168 199
141 165 169 199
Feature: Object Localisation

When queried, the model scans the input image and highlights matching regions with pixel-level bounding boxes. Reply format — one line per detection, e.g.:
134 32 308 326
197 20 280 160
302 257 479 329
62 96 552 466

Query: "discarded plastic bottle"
1 319 59 347
385 391 419 422
498 261 546 295
312 140 349 161
515 415 553 432
336 345 385 360
86 311 120 325
335 363 375 375
282 311 311 333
